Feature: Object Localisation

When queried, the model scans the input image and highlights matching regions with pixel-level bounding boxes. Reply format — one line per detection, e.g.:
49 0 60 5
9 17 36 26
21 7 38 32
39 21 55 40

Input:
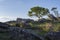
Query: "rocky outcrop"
0 23 44 40
0 22 10 29
16 18 34 24
45 32 60 40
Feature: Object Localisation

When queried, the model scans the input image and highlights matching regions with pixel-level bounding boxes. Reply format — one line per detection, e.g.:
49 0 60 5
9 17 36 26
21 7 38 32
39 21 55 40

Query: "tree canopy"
51 7 59 17
28 6 49 20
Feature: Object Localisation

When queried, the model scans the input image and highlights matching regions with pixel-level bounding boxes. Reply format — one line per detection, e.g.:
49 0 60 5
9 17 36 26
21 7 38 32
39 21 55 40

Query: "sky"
0 0 60 22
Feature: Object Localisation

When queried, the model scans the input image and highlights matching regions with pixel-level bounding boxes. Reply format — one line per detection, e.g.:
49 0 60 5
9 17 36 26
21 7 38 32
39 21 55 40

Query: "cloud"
0 16 16 22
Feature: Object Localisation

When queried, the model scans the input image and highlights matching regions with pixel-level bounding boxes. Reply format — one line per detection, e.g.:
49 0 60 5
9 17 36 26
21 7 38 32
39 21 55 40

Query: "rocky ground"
44 32 60 40
0 22 60 40
0 26 44 40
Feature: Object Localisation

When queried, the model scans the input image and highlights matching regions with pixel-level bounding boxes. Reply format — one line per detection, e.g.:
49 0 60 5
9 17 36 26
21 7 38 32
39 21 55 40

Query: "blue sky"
0 0 60 22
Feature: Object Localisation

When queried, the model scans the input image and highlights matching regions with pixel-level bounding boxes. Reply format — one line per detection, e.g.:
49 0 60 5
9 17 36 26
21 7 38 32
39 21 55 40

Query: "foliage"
51 7 59 17
28 6 49 19
53 22 60 32
16 23 20 27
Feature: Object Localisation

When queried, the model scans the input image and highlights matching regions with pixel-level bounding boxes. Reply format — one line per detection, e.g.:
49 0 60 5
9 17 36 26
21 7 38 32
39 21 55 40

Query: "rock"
0 24 44 40
45 32 60 40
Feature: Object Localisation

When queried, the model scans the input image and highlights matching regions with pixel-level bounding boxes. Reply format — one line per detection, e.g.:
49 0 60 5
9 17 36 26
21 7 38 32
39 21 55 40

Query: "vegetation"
0 6 60 40
51 7 59 17
28 6 49 20
6 6 60 34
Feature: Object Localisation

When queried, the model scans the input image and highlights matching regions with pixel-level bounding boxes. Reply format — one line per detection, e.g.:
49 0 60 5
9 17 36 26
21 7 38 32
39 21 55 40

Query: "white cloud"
0 16 16 22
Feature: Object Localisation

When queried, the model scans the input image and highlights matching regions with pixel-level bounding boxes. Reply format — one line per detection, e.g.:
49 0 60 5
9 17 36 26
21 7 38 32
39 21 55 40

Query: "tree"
51 7 59 17
28 6 49 20
48 14 57 21
47 7 59 32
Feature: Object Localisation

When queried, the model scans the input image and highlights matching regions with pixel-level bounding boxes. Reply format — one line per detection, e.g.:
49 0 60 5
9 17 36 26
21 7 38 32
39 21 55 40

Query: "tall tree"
28 6 49 20
51 7 59 17
48 14 58 21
